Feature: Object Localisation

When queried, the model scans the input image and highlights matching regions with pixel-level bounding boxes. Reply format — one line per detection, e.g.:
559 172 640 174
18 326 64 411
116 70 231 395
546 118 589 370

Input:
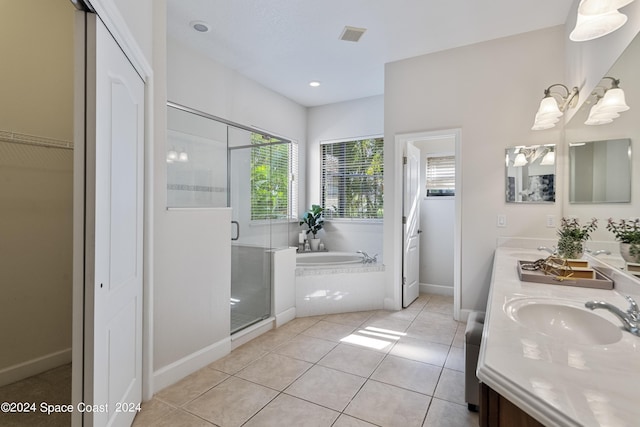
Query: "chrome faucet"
585 296 640 336
585 248 612 256
357 250 378 264
537 246 557 255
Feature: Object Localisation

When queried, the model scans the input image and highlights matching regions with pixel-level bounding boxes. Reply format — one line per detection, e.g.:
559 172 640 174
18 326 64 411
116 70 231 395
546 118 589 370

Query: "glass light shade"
570 9 627 41
532 117 560 130
540 151 556 166
596 87 630 113
536 96 563 119
531 122 557 131
167 149 178 161
178 151 189 162
585 116 615 125
513 153 528 167
578 0 635 15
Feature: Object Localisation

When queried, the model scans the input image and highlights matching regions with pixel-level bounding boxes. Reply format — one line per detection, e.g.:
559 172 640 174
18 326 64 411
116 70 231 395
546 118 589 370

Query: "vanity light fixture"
513 153 528 167
532 84 579 130
578 0 635 15
166 148 178 163
570 0 635 42
178 150 189 162
540 150 556 166
585 77 630 125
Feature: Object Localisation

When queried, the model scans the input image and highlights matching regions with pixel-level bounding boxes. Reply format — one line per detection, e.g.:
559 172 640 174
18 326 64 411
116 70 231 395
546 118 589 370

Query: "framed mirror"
569 138 631 203
505 144 556 203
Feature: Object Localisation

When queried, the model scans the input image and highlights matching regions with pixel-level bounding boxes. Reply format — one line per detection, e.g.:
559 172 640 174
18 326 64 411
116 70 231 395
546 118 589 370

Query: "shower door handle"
231 221 240 241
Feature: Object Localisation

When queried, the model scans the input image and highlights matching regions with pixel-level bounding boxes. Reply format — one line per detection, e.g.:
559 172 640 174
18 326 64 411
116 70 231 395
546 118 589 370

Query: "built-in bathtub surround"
295 252 385 317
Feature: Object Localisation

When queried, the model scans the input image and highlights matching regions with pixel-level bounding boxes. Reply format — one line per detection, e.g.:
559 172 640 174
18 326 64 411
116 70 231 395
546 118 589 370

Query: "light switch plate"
497 214 507 228
546 215 556 228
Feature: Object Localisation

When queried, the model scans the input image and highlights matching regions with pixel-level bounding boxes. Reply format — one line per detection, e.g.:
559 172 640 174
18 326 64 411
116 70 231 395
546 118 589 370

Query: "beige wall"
385 26 566 314
0 0 74 380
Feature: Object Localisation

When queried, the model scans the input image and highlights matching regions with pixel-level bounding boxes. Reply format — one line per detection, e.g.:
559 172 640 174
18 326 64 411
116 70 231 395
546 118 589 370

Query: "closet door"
77 12 145 427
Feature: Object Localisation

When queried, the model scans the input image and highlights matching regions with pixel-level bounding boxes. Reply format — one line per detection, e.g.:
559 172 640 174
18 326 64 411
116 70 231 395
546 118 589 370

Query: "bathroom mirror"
569 138 631 203
563 30 640 280
505 145 556 203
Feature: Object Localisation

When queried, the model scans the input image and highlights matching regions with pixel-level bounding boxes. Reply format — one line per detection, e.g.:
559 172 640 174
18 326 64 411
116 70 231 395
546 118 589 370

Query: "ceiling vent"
339 26 367 42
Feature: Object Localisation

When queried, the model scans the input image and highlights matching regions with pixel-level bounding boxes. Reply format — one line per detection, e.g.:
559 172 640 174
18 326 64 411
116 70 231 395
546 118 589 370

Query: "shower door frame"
166 102 293 335
227 134 292 334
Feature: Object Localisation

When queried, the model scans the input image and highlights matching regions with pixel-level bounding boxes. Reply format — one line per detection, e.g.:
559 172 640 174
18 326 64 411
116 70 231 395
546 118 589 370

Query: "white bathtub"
295 252 385 317
296 252 364 266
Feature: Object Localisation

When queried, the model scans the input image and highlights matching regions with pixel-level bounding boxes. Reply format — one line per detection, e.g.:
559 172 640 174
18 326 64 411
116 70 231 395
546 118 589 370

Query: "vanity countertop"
477 247 640 427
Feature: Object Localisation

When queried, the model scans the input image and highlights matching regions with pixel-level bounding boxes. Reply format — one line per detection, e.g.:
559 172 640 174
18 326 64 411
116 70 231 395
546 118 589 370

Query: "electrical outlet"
497 214 507 228
546 215 556 228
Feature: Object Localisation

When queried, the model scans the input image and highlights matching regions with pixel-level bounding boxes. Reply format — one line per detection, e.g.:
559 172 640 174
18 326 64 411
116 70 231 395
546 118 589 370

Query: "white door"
81 15 144 427
402 143 421 307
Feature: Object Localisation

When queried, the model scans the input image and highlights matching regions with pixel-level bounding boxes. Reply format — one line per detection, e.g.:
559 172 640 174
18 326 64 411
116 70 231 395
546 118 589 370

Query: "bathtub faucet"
357 251 378 264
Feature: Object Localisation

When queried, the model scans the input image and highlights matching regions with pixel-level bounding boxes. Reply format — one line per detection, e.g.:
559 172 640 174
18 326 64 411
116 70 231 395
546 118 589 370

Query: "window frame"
424 152 456 199
249 137 299 223
319 135 384 221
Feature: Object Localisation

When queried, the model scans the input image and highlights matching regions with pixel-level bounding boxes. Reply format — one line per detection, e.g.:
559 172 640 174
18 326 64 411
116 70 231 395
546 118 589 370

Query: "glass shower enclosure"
166 103 292 334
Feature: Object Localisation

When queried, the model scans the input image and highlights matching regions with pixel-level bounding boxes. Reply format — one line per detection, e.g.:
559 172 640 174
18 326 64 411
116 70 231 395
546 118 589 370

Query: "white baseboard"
152 337 231 393
231 317 275 349
458 308 475 323
419 283 454 297
0 348 72 387
275 307 296 328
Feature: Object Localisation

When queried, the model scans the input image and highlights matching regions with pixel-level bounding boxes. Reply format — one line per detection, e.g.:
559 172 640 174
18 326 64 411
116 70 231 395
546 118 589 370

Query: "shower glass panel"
228 128 291 333
166 102 291 335
166 106 228 208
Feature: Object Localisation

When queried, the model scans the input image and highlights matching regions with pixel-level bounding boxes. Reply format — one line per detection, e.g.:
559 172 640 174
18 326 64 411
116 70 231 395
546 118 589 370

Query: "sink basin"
504 298 623 345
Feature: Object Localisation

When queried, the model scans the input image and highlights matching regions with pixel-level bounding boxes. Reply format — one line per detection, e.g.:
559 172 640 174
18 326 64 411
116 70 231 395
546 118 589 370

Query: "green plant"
607 218 640 263
606 218 640 244
299 204 324 238
557 217 597 259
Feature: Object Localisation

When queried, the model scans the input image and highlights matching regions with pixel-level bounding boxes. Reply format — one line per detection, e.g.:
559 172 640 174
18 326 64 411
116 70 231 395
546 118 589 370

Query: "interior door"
81 14 144 427
402 143 421 307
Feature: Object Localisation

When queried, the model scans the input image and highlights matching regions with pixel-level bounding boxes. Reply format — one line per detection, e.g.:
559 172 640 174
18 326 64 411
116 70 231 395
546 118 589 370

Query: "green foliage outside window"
322 137 384 219
250 134 291 220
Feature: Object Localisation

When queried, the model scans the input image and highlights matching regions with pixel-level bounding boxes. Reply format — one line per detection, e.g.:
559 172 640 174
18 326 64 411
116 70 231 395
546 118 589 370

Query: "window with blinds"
321 137 384 219
425 155 455 197
250 135 298 220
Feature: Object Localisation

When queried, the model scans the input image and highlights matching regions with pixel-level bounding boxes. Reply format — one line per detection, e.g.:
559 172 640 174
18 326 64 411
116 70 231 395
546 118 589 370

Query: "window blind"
250 137 294 220
426 155 455 196
321 137 384 219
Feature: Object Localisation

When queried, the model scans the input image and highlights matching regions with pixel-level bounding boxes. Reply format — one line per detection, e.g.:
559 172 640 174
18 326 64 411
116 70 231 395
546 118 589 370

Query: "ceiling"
166 0 574 107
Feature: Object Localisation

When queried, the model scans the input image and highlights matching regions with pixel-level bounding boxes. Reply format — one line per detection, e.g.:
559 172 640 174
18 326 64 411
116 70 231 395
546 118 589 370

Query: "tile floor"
133 294 479 427
0 363 72 427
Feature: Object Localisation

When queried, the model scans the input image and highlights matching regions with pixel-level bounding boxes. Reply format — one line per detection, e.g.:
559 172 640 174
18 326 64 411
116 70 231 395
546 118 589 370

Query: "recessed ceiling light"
309 81 321 87
190 21 210 33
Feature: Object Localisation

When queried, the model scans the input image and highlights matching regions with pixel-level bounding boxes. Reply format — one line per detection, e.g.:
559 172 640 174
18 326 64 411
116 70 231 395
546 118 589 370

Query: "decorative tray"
517 259 614 290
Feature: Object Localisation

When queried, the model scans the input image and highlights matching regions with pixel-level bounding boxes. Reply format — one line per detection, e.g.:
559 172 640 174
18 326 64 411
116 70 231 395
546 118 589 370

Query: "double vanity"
477 244 640 427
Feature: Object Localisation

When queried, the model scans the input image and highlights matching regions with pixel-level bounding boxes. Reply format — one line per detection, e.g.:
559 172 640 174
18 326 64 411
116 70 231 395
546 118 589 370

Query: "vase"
557 238 583 260
309 238 321 251
620 242 640 263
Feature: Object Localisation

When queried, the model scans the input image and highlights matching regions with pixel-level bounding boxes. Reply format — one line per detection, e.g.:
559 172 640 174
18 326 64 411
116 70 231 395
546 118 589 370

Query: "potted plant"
606 218 640 263
556 217 598 259
300 204 324 251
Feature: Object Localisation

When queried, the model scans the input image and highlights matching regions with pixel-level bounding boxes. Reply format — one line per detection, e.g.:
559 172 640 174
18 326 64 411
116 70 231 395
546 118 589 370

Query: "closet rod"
0 130 73 151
